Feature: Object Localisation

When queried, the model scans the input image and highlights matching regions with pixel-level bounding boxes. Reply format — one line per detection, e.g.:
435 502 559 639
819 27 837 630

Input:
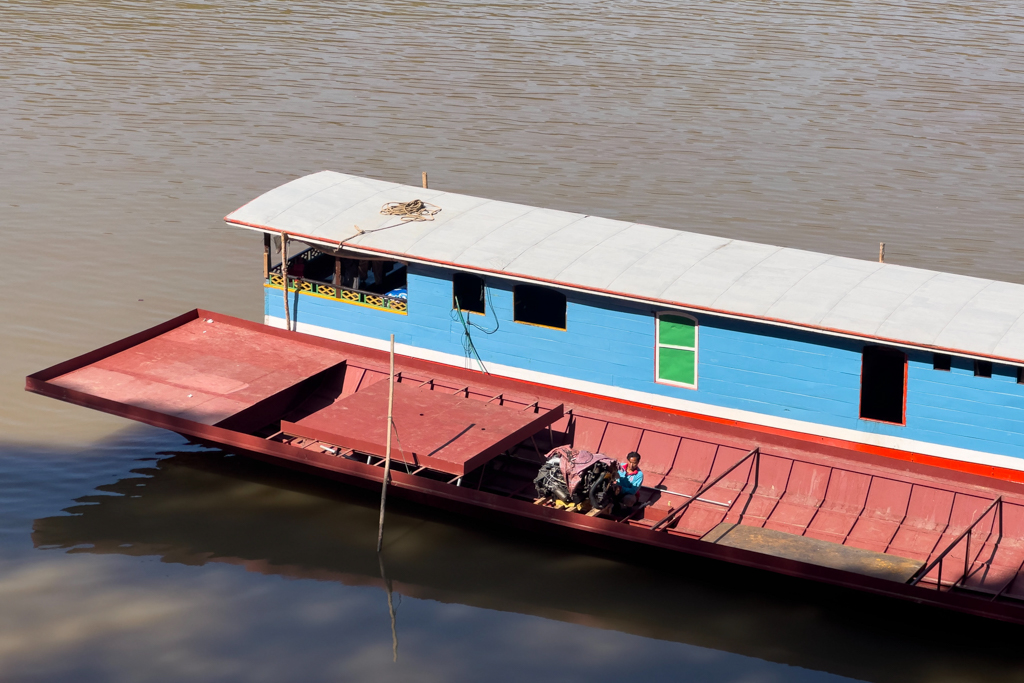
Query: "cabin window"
1018 368 1024 385
281 249 406 297
453 273 485 314
513 285 566 330
933 353 951 371
860 346 906 424
974 360 992 378
655 313 698 388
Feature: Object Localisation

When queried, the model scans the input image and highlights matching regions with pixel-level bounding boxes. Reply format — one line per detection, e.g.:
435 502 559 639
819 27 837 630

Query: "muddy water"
3 1 1024 680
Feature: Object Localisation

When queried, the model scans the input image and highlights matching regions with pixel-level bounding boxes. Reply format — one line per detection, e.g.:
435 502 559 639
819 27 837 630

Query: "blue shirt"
617 464 644 495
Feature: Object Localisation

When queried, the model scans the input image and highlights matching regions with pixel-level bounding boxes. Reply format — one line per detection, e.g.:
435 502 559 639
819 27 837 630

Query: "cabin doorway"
859 346 906 424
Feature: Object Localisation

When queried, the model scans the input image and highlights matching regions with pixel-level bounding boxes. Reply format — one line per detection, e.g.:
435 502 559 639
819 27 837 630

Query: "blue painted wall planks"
266 262 1024 460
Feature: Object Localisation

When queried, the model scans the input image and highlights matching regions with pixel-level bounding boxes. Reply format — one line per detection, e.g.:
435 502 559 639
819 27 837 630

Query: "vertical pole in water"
281 233 292 331
879 242 885 263
378 554 399 662
377 334 396 553
422 171 428 189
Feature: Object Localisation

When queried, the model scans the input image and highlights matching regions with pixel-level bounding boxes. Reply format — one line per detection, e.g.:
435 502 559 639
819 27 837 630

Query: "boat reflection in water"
32 448 1024 683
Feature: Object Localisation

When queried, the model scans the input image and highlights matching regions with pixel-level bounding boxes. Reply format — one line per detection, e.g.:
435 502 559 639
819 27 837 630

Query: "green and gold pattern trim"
266 273 407 315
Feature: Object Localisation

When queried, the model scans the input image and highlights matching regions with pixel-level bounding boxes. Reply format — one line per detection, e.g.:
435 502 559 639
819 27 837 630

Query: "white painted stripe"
267 315 1024 473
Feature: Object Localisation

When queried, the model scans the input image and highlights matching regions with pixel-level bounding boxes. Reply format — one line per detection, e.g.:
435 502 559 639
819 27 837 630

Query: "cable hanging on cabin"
452 287 499 374
454 297 488 374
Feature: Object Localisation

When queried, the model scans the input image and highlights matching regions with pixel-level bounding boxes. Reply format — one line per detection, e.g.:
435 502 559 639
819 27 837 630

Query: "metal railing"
907 495 1003 589
651 446 760 532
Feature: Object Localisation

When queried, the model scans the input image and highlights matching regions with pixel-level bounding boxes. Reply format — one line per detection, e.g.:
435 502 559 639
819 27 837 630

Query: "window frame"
654 311 698 390
452 272 486 316
512 284 567 331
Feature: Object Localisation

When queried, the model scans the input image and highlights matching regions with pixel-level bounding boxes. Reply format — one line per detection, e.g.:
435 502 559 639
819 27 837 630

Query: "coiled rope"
380 199 441 222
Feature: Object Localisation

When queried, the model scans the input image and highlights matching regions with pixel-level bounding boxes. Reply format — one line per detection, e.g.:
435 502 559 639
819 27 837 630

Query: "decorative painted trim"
264 282 407 315
265 315 1024 474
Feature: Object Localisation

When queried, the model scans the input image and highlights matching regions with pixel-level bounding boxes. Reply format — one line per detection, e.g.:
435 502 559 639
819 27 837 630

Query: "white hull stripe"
267 316 1024 474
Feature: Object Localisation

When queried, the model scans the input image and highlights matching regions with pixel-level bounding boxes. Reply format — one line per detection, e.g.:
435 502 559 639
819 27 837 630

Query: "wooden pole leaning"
281 233 292 331
377 334 396 553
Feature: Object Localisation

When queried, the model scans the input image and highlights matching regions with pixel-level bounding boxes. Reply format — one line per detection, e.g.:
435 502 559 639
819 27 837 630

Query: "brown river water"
2 1 1024 680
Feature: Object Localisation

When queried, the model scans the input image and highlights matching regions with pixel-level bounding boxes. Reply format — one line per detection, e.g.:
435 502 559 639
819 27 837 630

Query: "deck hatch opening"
860 346 906 425
514 284 566 330
453 273 485 314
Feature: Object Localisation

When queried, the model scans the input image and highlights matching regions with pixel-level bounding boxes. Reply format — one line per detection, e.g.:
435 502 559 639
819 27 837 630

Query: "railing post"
281 233 292 332
964 529 971 586
999 498 1004 539
334 256 342 299
753 448 760 496
263 233 271 280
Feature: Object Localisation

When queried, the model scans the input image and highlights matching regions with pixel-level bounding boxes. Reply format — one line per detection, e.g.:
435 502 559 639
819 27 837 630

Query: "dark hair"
626 451 641 462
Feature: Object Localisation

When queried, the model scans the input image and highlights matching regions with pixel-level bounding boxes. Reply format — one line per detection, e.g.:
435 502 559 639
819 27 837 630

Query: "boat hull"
26 309 1024 625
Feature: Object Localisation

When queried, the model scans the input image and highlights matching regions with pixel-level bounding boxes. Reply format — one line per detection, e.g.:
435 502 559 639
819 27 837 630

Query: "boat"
27 171 1024 624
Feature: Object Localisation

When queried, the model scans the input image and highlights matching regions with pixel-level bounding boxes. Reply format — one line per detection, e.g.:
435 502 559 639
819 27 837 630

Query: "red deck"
25 309 1024 624
282 380 563 476
49 316 343 425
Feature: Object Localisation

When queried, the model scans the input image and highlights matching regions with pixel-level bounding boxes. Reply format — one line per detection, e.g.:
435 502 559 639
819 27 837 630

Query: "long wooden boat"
26 309 1024 624
27 172 1024 624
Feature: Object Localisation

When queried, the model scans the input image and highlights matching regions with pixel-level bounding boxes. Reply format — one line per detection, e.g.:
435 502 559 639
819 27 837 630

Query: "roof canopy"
226 171 1024 364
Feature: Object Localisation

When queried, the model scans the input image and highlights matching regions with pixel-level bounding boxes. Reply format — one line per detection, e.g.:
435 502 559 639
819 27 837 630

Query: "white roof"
226 171 1024 364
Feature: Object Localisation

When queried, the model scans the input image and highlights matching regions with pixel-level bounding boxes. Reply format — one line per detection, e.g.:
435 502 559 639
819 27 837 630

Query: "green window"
656 313 697 387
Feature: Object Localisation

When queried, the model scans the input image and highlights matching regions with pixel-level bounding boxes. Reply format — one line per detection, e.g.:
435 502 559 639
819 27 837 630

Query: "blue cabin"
226 172 1024 474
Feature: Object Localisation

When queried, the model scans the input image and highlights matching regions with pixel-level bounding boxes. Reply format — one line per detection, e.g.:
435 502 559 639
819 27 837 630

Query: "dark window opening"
514 285 566 330
281 248 406 297
933 353 951 371
974 360 992 378
1018 367 1024 385
860 346 906 424
453 273 485 314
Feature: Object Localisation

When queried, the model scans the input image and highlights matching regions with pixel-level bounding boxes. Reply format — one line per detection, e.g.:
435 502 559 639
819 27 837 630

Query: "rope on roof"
380 199 441 222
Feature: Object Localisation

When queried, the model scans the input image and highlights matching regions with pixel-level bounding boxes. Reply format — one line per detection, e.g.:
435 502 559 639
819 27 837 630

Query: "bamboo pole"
377 334 396 552
282 234 292 331
422 171 428 189
879 242 885 263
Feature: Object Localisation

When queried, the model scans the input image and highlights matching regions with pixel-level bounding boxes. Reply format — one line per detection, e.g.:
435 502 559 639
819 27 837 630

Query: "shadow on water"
26 443 1024 683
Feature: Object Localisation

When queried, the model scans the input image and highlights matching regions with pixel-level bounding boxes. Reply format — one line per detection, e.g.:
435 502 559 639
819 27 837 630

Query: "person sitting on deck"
612 452 644 510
